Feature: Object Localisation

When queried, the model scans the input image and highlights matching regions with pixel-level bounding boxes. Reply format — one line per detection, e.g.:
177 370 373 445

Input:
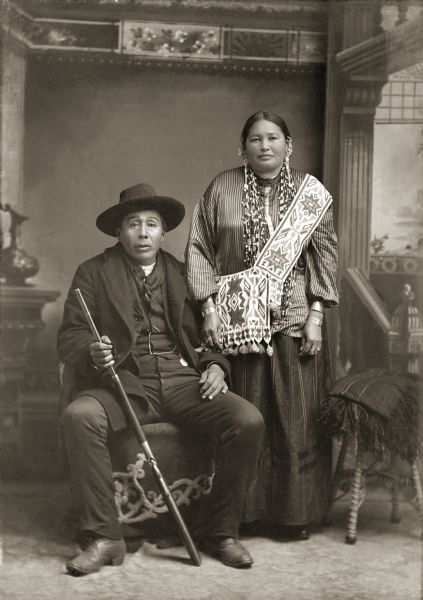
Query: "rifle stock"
73 287 202 566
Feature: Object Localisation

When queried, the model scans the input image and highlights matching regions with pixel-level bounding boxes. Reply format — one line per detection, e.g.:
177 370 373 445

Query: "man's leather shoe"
205 537 253 569
66 537 126 576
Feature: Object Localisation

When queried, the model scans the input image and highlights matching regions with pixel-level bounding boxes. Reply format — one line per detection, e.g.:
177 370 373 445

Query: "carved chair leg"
410 459 423 540
346 446 364 545
322 436 349 527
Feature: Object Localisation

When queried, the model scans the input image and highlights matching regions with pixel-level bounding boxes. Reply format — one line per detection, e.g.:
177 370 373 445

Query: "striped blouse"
185 166 339 337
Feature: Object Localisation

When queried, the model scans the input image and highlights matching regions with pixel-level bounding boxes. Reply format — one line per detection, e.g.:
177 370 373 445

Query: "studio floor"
1 479 422 600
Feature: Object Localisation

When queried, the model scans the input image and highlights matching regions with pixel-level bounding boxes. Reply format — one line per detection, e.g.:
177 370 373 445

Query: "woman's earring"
238 144 248 165
285 137 293 160
284 137 293 170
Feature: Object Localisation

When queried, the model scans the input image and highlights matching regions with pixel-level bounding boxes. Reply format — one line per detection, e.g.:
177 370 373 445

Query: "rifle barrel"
73 287 201 566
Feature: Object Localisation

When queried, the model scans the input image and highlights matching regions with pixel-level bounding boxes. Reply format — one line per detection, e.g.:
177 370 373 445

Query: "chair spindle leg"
410 459 423 540
346 447 363 545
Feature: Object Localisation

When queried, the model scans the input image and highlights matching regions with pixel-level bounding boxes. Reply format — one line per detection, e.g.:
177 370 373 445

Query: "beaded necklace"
242 152 295 324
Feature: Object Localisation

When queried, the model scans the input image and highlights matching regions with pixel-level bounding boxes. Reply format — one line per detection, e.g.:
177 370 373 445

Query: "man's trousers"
62 358 264 541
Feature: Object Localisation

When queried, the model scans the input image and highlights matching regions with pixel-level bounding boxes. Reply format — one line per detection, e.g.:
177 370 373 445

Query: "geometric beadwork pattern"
216 267 271 349
256 174 333 304
5 5 326 68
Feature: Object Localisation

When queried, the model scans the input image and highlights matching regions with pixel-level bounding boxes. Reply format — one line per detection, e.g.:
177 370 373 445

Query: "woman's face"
244 119 287 178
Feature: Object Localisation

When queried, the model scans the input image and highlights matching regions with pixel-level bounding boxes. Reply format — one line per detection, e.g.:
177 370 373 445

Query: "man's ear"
116 227 121 239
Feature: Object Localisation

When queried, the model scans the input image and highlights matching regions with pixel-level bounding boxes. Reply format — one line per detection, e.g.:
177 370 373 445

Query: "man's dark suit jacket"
57 243 230 430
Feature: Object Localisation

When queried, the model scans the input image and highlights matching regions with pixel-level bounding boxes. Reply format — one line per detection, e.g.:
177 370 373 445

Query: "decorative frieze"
4 3 327 67
224 28 325 63
298 31 327 63
4 4 119 51
122 22 221 59
123 24 327 63
224 28 288 61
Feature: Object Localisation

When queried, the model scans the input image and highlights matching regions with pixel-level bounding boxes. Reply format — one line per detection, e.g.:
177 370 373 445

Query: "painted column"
323 2 386 372
324 1 384 274
338 85 383 273
1 37 26 213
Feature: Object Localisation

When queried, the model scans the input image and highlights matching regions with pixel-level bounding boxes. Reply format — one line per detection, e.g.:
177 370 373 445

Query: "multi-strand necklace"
242 161 295 325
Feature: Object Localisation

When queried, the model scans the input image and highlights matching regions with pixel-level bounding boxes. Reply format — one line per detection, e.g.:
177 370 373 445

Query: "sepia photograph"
1 1 422 598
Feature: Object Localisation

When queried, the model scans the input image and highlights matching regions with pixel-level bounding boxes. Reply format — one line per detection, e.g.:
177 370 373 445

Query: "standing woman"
185 111 338 540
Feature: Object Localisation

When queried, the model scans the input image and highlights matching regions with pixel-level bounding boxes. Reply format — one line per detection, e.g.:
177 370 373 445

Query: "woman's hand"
90 335 115 369
299 313 322 357
202 310 222 350
199 364 228 400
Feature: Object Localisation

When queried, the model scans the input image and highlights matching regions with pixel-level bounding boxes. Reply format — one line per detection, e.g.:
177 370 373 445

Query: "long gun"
74 287 202 566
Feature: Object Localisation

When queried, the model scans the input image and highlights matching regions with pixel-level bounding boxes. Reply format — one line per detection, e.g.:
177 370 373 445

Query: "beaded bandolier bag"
216 152 333 356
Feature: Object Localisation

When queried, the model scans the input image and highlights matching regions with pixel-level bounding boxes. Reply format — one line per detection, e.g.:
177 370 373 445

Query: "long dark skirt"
230 332 332 526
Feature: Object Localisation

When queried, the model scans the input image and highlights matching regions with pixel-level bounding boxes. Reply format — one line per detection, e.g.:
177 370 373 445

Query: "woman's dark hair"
240 111 290 151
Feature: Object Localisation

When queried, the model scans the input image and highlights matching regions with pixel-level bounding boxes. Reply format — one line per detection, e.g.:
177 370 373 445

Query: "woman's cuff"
201 305 217 317
310 300 324 313
201 296 217 317
202 295 216 307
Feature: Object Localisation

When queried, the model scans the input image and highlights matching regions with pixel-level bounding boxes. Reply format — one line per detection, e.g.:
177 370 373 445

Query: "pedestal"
0 284 60 476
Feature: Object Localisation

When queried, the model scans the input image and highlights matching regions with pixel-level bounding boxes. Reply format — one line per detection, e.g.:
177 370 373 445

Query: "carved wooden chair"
59 363 214 544
321 368 423 544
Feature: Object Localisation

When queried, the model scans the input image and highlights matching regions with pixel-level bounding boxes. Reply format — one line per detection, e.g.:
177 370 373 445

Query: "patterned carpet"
1 480 421 600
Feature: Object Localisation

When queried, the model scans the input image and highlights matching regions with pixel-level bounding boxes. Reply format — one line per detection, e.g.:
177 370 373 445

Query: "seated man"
57 183 264 576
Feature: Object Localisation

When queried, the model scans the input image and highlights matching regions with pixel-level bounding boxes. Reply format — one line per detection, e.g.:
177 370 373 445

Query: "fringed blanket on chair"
320 369 422 461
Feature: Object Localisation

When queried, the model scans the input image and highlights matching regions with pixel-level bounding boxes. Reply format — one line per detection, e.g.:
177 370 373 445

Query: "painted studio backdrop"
1 1 422 481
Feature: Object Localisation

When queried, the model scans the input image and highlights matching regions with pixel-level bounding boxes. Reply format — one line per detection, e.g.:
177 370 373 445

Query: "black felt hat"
96 183 185 236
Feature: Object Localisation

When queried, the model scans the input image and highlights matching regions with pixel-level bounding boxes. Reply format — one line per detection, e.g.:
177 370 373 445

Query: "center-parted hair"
240 111 291 151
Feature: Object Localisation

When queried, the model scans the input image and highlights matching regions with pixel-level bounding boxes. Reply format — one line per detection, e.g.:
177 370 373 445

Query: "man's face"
117 209 164 265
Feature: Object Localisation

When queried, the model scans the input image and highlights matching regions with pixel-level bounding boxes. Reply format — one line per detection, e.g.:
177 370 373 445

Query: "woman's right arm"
185 181 222 348
200 295 222 349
